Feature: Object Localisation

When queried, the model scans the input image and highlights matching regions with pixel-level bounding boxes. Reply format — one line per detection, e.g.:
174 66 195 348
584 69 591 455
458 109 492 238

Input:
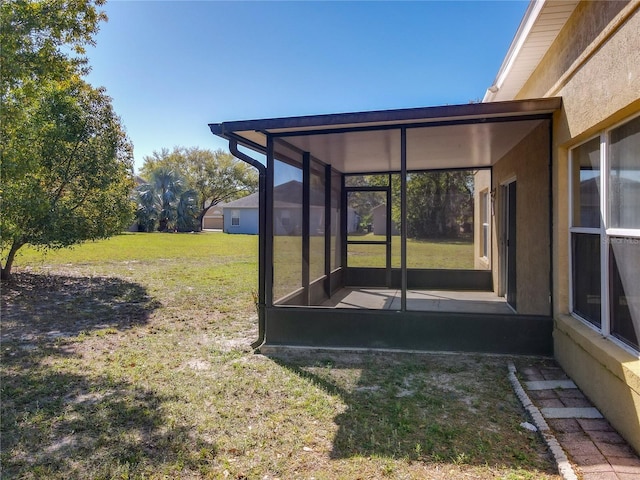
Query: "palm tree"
133 168 200 232
176 189 199 232
133 183 159 232
150 168 183 232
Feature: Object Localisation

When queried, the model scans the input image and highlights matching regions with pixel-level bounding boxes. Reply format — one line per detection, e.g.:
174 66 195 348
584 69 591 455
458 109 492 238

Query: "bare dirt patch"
1 271 160 343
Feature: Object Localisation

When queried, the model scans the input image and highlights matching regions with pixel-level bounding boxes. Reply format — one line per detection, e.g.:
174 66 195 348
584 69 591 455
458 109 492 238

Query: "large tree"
139 147 258 230
404 171 473 239
1 78 135 280
1 0 135 280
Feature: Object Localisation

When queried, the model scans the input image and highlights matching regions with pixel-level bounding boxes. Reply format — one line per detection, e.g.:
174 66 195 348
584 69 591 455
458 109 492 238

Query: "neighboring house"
346 209 359 234
224 181 359 235
202 203 224 230
211 0 639 452
222 182 319 235
222 193 260 234
371 204 399 236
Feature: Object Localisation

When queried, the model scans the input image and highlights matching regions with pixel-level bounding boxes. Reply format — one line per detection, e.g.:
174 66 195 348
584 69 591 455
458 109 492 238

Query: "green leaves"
2 79 134 252
1 0 106 92
404 171 474 239
0 1 133 279
133 165 207 233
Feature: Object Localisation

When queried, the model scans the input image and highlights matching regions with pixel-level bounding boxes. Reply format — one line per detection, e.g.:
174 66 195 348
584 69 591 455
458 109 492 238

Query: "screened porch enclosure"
209 99 560 354
271 168 494 308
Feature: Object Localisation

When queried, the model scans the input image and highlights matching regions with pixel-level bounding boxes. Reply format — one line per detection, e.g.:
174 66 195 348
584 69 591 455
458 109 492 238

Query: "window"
570 115 640 352
610 118 640 229
231 210 240 226
280 211 290 228
480 190 490 259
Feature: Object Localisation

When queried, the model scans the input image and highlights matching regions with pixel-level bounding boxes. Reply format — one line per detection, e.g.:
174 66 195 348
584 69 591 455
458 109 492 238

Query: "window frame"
480 189 491 261
569 113 640 355
280 210 290 227
231 210 240 226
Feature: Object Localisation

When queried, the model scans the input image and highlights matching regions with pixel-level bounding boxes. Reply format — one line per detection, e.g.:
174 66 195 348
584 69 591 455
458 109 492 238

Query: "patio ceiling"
209 97 561 173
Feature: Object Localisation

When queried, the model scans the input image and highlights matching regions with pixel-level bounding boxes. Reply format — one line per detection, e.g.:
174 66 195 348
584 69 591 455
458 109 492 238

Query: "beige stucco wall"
516 0 640 453
491 121 551 315
547 1 640 320
555 314 640 453
552 2 640 143
517 1 632 102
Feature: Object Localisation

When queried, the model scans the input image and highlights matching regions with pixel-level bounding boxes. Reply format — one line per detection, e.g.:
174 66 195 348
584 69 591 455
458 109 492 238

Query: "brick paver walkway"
520 363 640 480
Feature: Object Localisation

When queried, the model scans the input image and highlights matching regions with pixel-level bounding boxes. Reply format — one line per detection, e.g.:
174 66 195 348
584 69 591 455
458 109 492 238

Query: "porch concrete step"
525 380 577 390
540 407 603 419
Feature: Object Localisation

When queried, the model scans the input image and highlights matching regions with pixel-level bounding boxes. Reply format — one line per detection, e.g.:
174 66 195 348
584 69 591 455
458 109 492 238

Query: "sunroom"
209 98 561 355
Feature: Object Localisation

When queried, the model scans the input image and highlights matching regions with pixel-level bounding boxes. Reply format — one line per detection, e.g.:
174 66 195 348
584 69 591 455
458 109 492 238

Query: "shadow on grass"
0 273 213 478
1 272 161 341
0 365 217 478
271 353 558 474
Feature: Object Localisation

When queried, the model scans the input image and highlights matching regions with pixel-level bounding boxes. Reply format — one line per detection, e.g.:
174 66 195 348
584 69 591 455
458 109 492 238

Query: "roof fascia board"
484 0 545 102
270 112 554 139
209 97 561 138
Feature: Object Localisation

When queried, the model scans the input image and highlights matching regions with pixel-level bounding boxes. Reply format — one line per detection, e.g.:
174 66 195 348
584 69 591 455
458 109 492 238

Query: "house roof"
483 0 579 102
223 180 327 210
203 203 226 217
223 193 259 209
210 97 561 174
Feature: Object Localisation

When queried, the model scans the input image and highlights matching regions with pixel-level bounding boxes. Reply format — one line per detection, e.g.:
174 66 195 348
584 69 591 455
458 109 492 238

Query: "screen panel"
273 158 303 303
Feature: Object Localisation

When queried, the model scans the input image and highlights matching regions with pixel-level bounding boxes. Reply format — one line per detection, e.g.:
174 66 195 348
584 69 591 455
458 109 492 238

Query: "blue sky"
86 0 529 172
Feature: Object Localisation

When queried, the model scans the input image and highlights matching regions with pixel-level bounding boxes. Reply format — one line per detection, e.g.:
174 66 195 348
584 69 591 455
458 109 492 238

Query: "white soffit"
484 0 579 102
280 120 544 173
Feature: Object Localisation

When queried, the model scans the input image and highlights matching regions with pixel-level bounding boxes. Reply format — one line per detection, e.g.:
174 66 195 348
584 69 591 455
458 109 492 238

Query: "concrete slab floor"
321 288 514 314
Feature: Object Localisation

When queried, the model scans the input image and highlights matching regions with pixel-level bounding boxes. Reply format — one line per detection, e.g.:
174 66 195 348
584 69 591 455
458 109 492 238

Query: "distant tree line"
132 147 258 232
347 171 474 239
404 171 474 238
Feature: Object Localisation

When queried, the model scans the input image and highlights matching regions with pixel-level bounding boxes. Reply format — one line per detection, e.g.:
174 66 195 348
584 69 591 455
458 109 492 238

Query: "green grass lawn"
1 232 560 480
347 234 476 269
271 234 480 300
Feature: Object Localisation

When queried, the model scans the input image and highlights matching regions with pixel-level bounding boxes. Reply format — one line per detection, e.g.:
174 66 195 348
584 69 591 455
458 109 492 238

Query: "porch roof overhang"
209 97 561 173
483 0 579 102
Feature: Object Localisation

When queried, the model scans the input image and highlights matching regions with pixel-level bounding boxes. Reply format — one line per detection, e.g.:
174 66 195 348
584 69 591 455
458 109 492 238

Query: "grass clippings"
1 232 561 479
